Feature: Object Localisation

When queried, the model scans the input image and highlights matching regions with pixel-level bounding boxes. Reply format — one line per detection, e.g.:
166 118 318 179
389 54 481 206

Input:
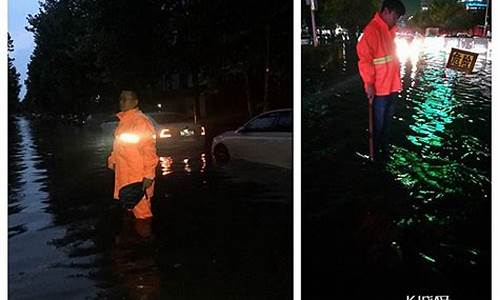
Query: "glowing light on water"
159 156 173 176
409 38 423 65
406 73 455 148
387 37 490 270
419 252 436 263
396 38 410 61
389 43 490 198
184 158 191 173
396 36 423 79
423 36 445 53
200 153 207 173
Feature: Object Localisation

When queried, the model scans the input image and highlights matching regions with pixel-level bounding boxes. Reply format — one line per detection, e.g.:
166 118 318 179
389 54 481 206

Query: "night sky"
8 0 40 100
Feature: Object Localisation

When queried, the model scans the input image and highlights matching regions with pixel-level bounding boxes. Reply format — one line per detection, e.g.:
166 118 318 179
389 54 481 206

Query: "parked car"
211 108 292 169
100 111 205 150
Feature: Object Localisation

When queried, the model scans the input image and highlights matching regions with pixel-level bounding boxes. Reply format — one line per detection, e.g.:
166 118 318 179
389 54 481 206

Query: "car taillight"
160 128 172 138
201 126 206 136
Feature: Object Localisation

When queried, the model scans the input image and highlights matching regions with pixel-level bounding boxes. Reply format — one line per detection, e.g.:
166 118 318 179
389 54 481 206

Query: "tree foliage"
23 0 291 115
8 33 21 112
408 0 480 31
315 0 379 33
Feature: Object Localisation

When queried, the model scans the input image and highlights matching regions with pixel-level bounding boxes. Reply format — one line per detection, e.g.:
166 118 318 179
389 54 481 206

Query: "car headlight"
160 129 172 138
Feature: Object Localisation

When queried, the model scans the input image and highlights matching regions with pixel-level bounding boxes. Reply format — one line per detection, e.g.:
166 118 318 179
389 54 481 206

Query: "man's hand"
108 163 115 171
142 178 154 191
366 84 375 104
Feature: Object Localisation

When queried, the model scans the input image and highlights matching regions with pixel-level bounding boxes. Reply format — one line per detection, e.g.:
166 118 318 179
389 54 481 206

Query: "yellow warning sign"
446 48 479 74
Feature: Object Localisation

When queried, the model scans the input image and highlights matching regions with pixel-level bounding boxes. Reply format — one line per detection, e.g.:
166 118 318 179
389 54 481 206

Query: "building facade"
459 0 488 10
422 0 488 11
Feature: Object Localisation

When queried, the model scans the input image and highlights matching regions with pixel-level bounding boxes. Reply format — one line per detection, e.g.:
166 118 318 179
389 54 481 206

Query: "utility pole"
263 24 271 112
484 0 490 37
306 0 318 47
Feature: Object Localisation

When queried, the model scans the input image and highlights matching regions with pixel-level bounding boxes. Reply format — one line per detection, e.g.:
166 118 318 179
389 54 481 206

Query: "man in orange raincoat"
108 90 159 219
357 0 405 162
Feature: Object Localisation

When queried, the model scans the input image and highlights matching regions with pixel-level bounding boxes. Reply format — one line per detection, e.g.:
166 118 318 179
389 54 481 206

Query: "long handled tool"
354 100 375 162
368 100 374 161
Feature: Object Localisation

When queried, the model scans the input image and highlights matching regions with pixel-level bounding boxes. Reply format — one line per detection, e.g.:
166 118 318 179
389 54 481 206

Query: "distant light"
160 128 171 138
157 103 162 108
180 128 194 136
184 158 191 173
423 36 445 53
396 37 422 63
201 153 207 172
159 156 173 176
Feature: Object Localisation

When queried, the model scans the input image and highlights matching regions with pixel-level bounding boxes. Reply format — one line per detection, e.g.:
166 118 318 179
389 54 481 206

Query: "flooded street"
303 37 491 299
8 117 292 299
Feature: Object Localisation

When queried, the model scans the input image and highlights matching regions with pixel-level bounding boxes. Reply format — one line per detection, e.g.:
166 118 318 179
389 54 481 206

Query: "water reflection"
111 216 160 299
9 116 101 299
302 36 490 298
200 153 207 173
159 156 174 176
408 68 456 148
389 37 491 221
8 117 51 237
340 42 347 73
9 116 291 298
159 153 207 176
183 158 192 173
396 36 492 72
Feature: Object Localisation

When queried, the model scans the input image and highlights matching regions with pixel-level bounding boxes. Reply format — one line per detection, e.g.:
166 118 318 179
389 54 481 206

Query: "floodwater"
8 117 292 299
303 37 491 299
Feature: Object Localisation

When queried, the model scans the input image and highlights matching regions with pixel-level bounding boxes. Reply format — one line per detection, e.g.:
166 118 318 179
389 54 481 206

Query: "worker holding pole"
356 0 405 162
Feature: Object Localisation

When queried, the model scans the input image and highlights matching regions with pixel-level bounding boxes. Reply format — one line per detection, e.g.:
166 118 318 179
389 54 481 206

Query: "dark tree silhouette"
23 0 291 117
8 33 21 112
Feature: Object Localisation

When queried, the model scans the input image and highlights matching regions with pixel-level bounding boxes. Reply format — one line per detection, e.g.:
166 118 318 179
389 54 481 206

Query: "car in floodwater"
100 112 205 150
211 108 292 169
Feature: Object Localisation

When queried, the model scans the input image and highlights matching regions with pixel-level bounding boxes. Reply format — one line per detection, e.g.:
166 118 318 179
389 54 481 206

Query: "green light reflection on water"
419 252 437 263
389 66 459 197
405 67 455 149
386 45 490 270
388 51 490 228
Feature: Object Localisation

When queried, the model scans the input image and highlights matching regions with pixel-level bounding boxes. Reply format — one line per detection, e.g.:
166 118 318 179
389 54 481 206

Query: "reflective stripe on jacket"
356 12 401 96
108 108 159 202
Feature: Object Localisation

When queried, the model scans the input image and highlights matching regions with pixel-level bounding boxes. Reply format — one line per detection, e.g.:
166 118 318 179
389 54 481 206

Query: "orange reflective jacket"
357 12 402 96
108 108 158 219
